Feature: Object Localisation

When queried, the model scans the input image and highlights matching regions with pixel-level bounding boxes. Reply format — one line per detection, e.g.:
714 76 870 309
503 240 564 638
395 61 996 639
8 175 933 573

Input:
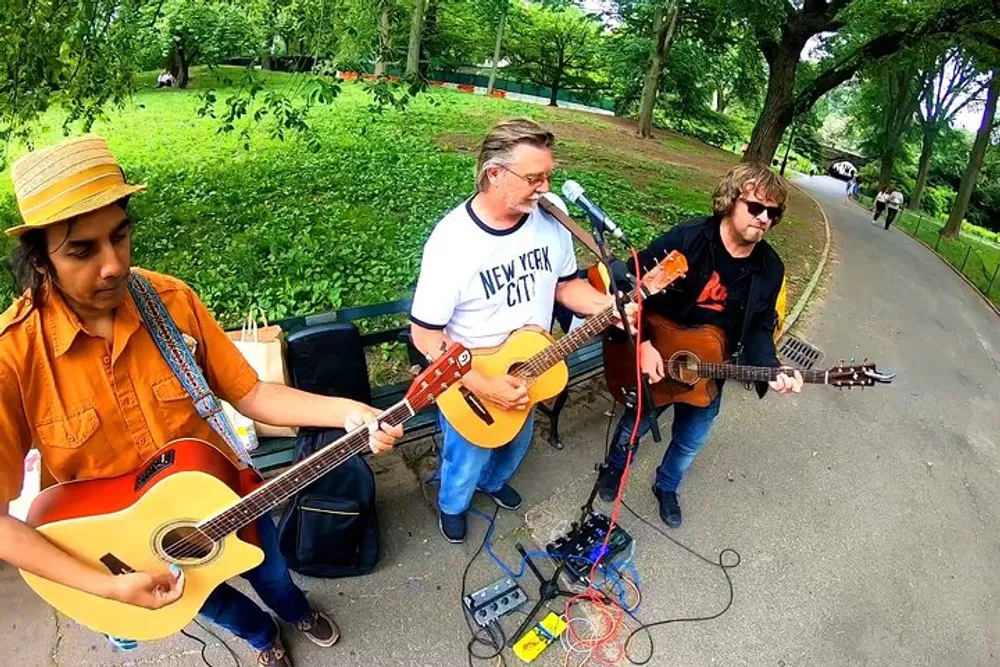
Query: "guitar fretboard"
672 362 826 384
515 288 638 378
198 401 413 541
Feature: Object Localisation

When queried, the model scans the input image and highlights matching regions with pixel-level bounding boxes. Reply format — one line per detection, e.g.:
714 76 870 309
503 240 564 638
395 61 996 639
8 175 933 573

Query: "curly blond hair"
712 164 788 217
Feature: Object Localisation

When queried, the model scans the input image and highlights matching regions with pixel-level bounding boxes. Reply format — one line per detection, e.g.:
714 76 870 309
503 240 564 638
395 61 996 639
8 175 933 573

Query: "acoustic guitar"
603 313 895 407
18 343 472 641
435 251 689 448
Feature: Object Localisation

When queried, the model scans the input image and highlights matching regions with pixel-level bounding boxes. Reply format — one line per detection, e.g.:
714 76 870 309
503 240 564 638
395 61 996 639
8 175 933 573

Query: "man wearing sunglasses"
598 164 804 528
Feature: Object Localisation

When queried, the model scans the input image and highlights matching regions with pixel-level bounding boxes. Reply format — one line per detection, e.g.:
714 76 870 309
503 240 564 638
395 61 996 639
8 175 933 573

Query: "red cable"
564 249 645 666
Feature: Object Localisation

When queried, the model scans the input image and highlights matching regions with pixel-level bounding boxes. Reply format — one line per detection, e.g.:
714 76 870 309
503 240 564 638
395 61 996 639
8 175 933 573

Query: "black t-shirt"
680 233 752 345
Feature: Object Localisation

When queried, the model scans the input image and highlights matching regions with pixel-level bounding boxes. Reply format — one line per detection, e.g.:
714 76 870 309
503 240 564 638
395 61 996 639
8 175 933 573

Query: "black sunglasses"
739 197 784 224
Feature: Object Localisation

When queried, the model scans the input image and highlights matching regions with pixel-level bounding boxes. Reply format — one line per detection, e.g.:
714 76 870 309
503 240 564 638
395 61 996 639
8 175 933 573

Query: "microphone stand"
509 211 663 647
579 217 661 524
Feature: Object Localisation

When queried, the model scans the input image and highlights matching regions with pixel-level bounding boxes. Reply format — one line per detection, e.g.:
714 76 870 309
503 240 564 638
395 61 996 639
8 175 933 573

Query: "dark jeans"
874 201 887 220
884 207 899 230
198 515 311 650
606 393 723 492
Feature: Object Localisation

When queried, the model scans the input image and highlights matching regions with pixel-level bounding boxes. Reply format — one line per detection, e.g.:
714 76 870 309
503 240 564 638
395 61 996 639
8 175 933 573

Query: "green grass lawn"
856 195 1000 306
0 67 825 331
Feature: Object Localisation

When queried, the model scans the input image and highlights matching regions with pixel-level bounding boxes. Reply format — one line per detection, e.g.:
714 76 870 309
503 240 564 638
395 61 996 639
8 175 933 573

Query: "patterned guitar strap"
127 271 255 469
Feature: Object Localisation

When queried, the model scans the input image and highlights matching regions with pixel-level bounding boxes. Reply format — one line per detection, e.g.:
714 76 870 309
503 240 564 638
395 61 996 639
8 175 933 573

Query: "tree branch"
792 0 997 115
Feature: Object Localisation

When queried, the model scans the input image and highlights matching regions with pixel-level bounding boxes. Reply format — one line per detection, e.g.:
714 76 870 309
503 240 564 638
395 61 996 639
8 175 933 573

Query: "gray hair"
475 118 555 192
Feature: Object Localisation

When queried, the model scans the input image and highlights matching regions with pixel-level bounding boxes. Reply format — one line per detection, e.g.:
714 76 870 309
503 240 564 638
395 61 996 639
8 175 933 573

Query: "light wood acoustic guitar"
603 313 895 408
435 251 688 448
18 343 473 641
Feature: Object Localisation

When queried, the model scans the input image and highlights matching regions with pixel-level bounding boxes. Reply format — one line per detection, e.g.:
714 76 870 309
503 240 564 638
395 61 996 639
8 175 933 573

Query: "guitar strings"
165 402 413 561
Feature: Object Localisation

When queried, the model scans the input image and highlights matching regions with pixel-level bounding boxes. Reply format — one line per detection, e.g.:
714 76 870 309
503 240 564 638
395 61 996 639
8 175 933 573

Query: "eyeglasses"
739 197 784 224
498 164 554 188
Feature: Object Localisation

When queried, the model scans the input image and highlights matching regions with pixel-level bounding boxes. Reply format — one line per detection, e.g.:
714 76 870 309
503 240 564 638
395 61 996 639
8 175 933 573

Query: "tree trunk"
715 86 727 114
877 143 897 190
174 44 190 89
549 75 560 107
405 0 426 77
942 70 1000 238
419 0 437 78
487 3 507 95
745 45 798 165
375 5 391 76
637 2 679 139
909 128 936 211
877 69 917 190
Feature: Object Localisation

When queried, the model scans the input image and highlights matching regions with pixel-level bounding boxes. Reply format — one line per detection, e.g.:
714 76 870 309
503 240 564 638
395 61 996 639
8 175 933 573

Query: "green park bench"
244 298 606 474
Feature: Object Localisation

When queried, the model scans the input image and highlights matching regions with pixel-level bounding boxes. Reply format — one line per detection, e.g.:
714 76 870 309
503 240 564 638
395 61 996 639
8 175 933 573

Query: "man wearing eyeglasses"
409 118 620 544
598 164 804 528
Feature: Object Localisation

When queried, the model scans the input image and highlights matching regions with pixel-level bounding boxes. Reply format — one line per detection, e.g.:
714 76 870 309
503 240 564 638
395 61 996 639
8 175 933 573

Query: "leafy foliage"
505 3 608 105
0 69 732 323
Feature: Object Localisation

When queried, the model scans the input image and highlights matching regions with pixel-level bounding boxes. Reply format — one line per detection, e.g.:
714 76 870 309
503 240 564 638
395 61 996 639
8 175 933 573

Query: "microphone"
561 180 632 245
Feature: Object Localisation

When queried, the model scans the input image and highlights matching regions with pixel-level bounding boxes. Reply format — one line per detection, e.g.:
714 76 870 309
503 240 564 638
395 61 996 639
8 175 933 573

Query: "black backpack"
274 321 381 579
276 428 380 578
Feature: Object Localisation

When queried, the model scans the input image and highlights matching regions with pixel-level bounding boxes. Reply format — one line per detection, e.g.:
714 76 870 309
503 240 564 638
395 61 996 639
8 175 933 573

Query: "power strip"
463 576 528 628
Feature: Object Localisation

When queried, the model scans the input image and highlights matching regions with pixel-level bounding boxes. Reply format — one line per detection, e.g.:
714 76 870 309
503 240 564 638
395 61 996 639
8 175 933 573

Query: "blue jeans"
437 410 535 515
607 393 722 492
198 516 311 651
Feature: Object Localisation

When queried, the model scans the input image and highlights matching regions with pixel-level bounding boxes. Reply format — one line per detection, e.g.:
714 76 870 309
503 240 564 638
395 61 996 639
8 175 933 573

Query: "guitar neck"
689 362 828 384
198 401 414 540
517 288 637 378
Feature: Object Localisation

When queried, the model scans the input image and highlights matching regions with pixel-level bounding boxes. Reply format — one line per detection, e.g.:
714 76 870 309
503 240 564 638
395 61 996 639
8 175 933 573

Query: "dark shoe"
479 483 522 510
653 486 682 528
296 610 340 648
257 640 292 667
598 467 623 502
439 511 467 543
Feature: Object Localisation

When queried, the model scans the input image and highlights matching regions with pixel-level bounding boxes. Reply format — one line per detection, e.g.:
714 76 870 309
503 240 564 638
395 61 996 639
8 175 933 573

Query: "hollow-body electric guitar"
18 344 473 641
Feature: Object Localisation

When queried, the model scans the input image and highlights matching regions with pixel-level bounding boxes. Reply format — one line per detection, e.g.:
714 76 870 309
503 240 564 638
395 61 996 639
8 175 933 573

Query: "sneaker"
296 610 340 648
598 467 623 503
257 641 292 667
439 511 467 543
653 486 682 528
479 483 522 510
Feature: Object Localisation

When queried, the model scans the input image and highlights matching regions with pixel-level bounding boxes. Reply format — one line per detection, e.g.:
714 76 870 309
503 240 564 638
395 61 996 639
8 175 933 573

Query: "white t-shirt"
410 193 577 349
887 190 904 209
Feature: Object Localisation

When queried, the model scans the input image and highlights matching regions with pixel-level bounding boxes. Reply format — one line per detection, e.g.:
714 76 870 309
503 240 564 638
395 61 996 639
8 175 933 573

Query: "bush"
923 185 955 219
668 109 748 149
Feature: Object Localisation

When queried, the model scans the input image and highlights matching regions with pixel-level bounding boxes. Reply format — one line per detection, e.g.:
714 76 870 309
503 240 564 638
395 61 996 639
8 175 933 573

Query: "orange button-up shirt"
0 269 259 504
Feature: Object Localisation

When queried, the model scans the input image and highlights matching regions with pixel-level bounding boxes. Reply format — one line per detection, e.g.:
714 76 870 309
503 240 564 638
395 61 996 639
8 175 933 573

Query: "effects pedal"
463 576 528 628
545 512 632 585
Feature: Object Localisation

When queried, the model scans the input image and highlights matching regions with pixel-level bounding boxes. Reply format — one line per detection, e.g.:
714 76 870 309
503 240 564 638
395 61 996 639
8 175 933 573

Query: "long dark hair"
7 197 134 307
8 228 56 306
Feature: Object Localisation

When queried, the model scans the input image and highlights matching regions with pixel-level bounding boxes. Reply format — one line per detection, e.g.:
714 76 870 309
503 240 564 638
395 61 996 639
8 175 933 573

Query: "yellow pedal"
512 612 568 663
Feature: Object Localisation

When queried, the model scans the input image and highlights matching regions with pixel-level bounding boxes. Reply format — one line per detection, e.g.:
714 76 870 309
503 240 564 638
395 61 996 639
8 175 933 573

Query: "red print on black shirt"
696 271 727 312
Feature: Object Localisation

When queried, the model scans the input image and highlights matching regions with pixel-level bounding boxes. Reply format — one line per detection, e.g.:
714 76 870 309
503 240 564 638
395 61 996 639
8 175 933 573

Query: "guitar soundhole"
508 362 528 378
160 524 216 564
668 352 700 385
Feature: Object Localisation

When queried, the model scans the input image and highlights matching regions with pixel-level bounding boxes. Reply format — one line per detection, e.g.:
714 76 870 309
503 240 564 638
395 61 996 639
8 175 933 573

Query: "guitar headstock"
639 250 688 298
826 361 896 388
405 343 473 411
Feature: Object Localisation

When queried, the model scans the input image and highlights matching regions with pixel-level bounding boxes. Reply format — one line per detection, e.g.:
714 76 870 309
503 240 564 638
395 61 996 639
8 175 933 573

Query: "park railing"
857 194 1000 309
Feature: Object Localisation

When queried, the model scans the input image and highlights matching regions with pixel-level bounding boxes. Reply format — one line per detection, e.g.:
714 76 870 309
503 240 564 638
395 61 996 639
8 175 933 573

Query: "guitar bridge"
460 387 494 425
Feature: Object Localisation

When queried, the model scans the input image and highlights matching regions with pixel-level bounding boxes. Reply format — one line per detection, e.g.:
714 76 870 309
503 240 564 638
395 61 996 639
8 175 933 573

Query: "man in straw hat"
0 135 402 667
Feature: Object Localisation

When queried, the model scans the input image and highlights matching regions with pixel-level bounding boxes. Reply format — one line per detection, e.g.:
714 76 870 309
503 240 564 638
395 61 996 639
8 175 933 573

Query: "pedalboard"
545 512 632 585
463 576 528 628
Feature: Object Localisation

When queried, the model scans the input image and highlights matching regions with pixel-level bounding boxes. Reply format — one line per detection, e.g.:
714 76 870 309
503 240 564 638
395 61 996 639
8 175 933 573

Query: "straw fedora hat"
5 135 146 237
